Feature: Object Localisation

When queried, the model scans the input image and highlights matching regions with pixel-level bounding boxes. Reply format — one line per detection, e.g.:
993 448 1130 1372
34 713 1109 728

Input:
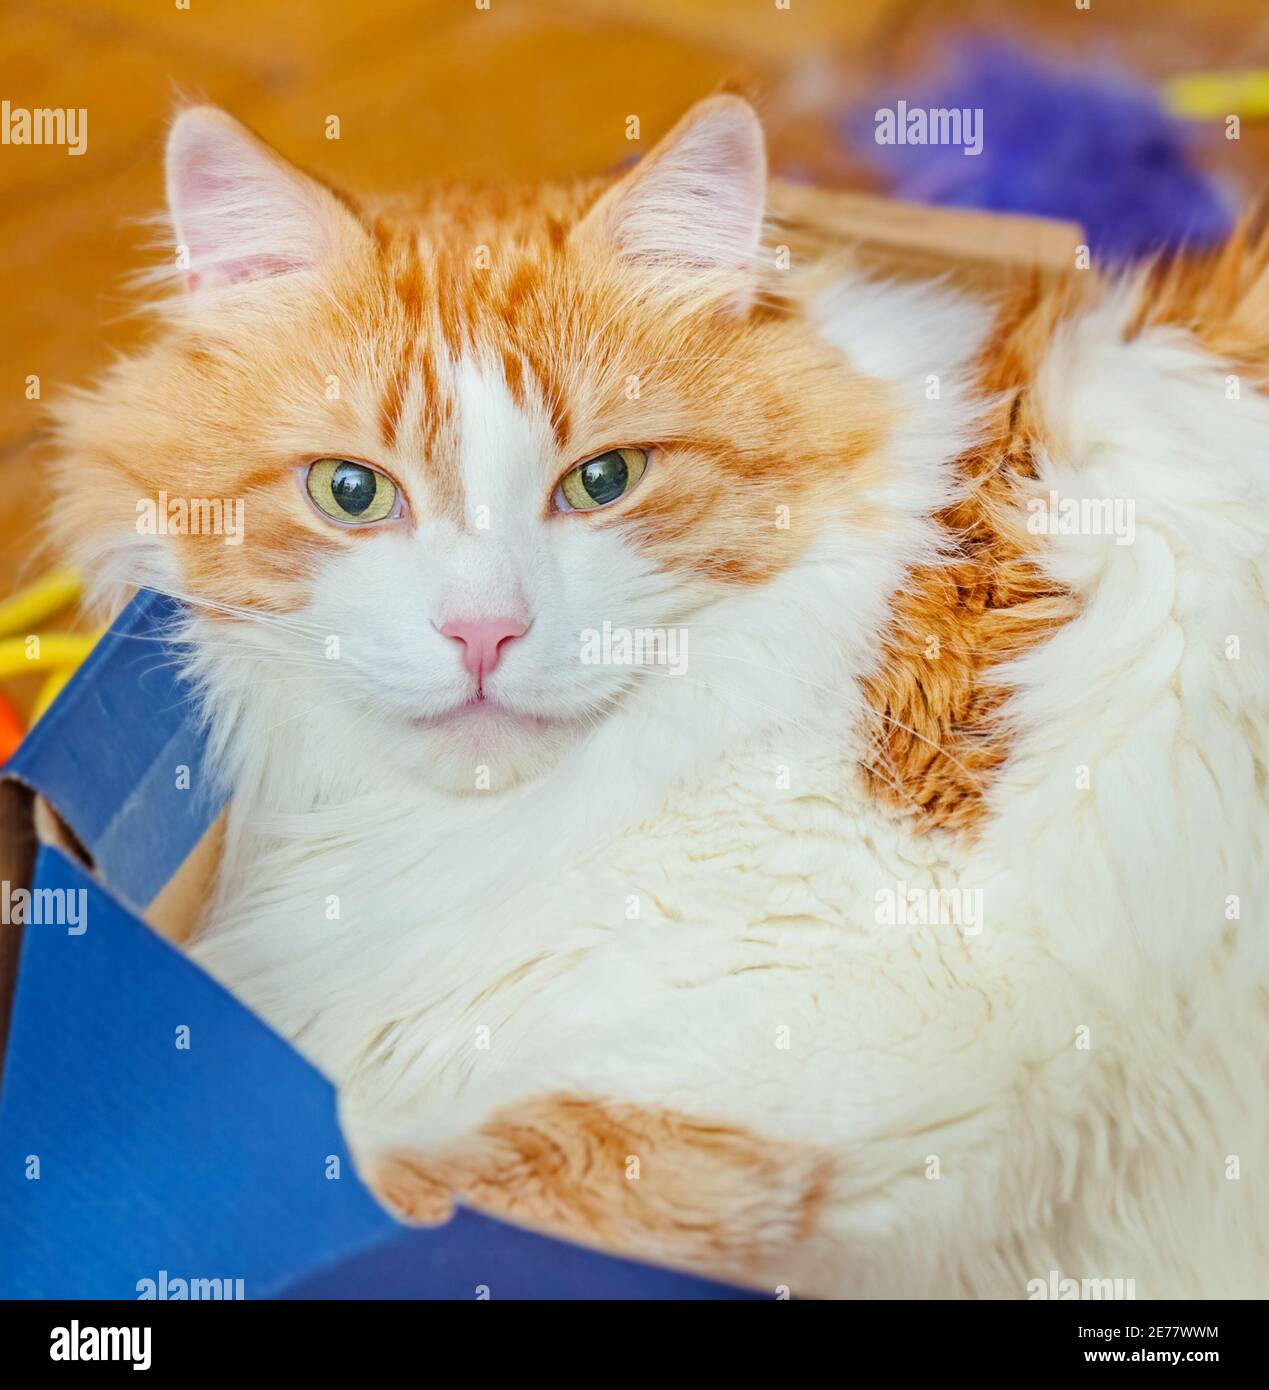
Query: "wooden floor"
1 0 1266 663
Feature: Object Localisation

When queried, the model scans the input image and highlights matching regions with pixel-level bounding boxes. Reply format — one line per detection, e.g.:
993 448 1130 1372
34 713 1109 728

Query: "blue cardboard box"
0 591 753 1299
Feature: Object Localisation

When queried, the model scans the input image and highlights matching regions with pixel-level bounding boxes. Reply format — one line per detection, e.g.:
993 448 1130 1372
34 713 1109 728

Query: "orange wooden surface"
1 0 1267 670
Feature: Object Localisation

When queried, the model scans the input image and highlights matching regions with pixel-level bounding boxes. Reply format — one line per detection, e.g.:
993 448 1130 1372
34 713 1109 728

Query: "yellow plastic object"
0 632 97 679
1164 69 1269 121
31 666 74 724
0 567 81 639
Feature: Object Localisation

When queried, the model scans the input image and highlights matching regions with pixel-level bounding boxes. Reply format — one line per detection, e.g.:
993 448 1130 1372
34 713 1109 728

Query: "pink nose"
440 616 528 687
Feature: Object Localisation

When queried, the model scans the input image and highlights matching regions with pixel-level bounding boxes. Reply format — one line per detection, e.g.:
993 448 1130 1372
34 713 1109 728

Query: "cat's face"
53 98 889 791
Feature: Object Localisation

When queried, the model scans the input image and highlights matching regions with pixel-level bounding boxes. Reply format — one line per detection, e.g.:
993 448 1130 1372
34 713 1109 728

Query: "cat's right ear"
572 94 767 311
166 106 363 293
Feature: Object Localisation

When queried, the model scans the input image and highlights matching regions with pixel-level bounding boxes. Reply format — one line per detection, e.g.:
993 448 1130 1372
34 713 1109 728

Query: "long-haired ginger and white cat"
48 97 1267 1297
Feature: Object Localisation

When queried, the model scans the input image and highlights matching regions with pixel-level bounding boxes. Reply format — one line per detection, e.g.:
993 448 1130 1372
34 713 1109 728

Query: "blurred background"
0 0 1267 749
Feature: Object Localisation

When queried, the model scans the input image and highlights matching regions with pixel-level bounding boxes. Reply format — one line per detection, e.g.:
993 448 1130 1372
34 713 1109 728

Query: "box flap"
4 590 227 918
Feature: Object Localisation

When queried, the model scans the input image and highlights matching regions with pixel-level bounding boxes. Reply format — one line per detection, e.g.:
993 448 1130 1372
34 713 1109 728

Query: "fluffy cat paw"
368 1152 457 1227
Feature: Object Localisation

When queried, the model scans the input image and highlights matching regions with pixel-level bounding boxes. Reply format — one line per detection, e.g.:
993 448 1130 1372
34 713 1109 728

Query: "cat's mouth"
415 696 557 735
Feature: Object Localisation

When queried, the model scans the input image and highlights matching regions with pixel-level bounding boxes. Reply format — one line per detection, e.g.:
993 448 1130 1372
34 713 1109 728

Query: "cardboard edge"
0 766 226 1079
146 806 226 947
0 775 105 1087
768 179 1085 285
0 778 35 1083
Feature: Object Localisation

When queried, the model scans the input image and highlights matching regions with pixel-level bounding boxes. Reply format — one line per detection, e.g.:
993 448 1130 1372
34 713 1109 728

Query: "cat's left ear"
165 106 366 294
573 95 767 311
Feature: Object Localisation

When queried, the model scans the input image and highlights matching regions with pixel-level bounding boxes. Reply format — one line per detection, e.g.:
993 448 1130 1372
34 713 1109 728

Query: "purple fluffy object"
844 39 1234 263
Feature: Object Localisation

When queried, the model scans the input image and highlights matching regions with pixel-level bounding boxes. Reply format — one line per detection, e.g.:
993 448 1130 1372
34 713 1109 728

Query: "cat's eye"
554 447 648 513
305 459 400 525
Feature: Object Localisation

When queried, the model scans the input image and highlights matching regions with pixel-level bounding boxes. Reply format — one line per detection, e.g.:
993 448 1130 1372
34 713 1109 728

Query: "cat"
47 95 1268 1298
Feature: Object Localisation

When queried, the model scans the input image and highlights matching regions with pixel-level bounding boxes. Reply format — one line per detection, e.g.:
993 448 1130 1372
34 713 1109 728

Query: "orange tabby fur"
861 219 1269 834
50 125 892 609
374 1093 834 1284
860 275 1086 833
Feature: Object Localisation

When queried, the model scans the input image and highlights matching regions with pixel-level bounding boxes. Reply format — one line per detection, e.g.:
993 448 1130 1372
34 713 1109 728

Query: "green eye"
556 448 648 513
306 459 399 525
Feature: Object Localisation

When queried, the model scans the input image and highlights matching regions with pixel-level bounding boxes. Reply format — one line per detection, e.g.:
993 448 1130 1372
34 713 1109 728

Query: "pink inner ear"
167 113 324 292
608 103 766 275
184 254 308 293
